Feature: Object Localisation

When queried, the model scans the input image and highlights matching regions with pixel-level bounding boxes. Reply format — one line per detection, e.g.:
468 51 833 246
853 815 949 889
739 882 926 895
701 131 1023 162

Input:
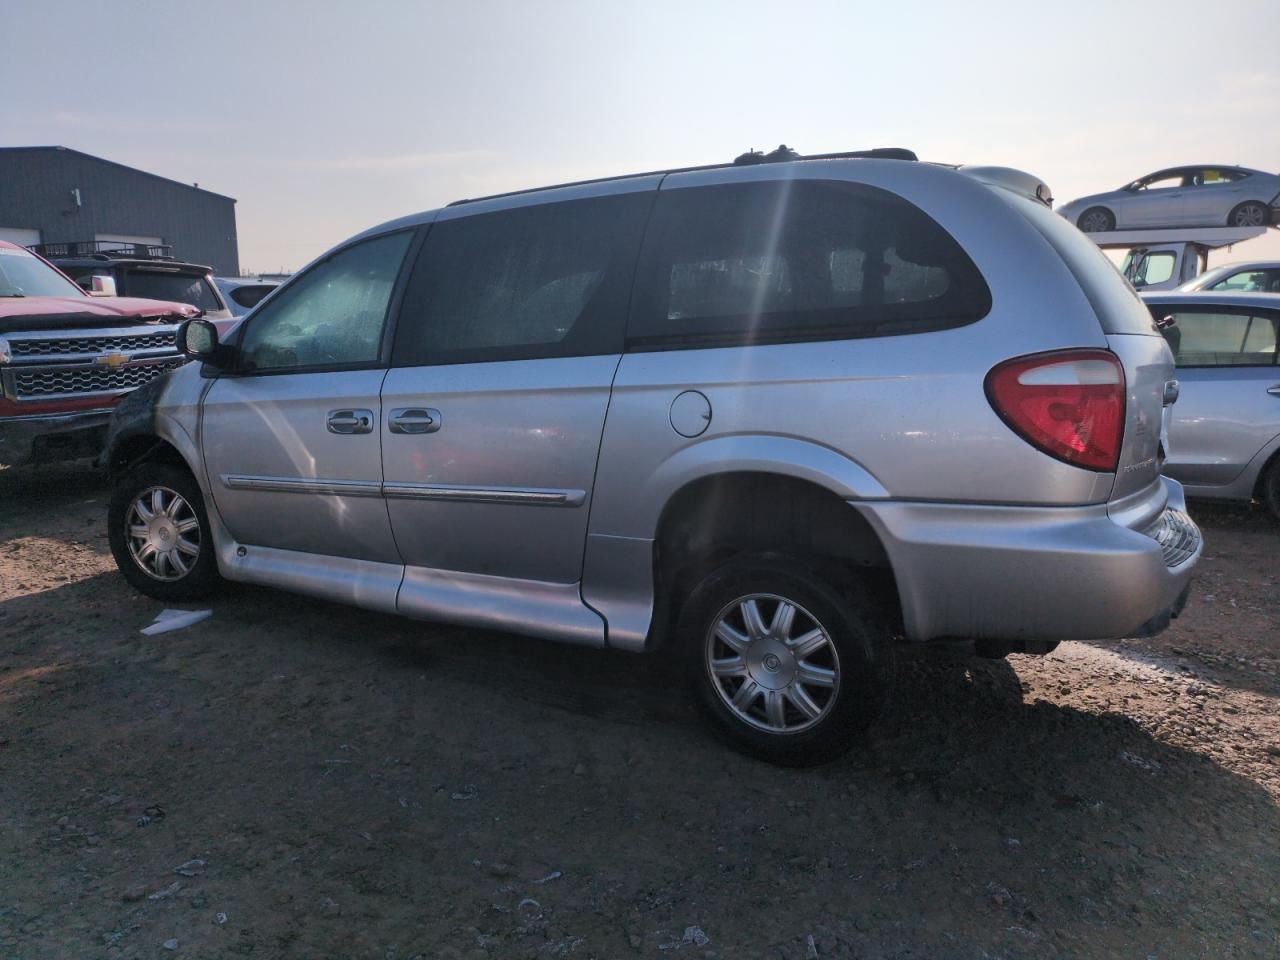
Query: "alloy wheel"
705 593 841 733
1232 203 1266 227
125 485 201 581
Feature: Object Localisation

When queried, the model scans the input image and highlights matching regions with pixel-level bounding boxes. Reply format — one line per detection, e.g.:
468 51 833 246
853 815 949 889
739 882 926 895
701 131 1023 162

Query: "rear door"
201 230 415 562
381 185 655 583
1153 302 1280 485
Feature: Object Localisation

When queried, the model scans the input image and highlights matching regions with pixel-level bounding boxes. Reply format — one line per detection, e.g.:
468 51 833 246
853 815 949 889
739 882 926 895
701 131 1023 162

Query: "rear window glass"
627 180 990 349
123 270 223 312
1016 198 1158 335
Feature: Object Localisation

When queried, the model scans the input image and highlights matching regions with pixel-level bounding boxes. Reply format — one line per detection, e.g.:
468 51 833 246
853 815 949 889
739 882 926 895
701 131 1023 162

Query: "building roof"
0 145 236 203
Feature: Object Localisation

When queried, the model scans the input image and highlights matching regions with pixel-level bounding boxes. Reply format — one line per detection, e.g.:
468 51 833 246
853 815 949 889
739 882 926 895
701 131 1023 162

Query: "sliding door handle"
327 409 374 434
389 407 441 435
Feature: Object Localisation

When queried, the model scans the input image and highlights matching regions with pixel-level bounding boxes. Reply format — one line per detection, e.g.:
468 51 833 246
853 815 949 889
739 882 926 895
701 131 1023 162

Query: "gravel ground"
1 463 1278 960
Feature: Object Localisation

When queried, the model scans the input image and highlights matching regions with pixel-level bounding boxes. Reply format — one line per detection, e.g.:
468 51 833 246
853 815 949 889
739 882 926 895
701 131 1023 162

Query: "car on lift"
1178 260 1280 294
32 241 235 325
1058 166 1280 233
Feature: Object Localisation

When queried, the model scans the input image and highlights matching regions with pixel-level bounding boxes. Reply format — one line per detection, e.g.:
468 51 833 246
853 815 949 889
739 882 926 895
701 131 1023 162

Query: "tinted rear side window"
393 192 652 366
627 180 990 349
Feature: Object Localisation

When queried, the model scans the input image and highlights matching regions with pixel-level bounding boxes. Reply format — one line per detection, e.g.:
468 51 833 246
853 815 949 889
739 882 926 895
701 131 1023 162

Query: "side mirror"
176 318 223 363
88 275 117 297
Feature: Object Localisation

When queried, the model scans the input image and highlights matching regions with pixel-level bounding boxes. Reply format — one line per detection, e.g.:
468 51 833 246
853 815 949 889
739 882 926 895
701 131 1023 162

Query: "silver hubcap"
706 593 840 734
126 486 201 581
1234 205 1264 227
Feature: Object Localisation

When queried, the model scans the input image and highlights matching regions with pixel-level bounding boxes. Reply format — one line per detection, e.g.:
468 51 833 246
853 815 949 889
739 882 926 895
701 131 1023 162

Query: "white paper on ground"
141 609 212 636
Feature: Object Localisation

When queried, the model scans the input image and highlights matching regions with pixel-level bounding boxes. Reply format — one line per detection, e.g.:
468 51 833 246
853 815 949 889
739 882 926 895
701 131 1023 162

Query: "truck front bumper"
854 476 1201 643
0 409 114 467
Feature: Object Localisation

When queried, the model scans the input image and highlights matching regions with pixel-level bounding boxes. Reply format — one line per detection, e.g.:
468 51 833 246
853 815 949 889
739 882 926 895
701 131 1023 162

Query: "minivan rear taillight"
984 349 1126 472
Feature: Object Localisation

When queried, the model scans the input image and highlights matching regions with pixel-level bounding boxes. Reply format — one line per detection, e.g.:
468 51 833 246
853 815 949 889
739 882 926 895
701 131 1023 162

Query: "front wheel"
108 461 222 601
680 559 894 766
1228 201 1268 228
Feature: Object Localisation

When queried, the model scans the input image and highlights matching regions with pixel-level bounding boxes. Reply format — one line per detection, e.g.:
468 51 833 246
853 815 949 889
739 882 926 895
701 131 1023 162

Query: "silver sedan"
1060 166 1280 233
1141 291 1280 519
1178 260 1280 293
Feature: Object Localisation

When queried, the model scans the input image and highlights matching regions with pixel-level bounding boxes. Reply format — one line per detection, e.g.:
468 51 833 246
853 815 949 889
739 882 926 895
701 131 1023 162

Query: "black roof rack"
31 241 175 261
447 145 918 207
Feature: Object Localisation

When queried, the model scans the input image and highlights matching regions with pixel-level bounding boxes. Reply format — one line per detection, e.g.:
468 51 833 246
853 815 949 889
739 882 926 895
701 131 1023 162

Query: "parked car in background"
1059 166 1280 233
215 277 280 316
32 241 234 325
101 148 1200 765
1142 291 1280 519
0 241 198 466
1178 261 1280 293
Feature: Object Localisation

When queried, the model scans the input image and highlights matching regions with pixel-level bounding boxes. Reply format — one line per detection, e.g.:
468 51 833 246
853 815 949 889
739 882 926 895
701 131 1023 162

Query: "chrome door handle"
389 407 441 434
327 409 374 434
1267 385 1280 397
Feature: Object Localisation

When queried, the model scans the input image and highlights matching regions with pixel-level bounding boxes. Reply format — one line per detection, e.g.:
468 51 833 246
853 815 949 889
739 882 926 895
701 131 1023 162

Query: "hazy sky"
3 0 1278 273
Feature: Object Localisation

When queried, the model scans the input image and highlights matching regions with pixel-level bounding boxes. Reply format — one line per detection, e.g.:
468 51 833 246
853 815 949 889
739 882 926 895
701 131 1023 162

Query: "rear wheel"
1261 457 1280 523
108 461 221 601
1077 207 1115 232
1228 201 1268 228
680 558 894 766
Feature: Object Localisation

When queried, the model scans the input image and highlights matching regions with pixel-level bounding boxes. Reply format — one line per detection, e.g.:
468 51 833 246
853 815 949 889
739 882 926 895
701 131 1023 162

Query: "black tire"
1076 207 1115 233
1260 457 1280 523
678 557 895 767
1228 201 1268 229
108 461 221 601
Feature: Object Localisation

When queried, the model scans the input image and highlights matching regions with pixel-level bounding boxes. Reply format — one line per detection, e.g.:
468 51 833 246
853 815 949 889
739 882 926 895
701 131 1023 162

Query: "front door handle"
327 409 374 434
389 407 442 435
1268 385 1280 397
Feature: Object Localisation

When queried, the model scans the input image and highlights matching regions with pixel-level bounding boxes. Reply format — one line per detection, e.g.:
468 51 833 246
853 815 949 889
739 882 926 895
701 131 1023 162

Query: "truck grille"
12 358 187 399
9 331 176 357
1142 508 1200 568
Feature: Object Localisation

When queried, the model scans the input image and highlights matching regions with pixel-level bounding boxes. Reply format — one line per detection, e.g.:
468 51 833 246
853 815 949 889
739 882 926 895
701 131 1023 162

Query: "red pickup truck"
0 241 205 467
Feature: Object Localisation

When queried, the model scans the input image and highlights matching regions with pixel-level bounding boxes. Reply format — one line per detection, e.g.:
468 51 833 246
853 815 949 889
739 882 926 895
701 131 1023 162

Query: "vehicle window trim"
389 193 657 368
222 227 420 378
623 178 992 352
1154 305 1280 368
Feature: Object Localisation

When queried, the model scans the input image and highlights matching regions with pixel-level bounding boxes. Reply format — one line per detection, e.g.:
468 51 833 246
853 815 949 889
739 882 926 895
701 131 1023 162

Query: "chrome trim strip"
220 475 384 497
220 475 586 506
382 482 586 507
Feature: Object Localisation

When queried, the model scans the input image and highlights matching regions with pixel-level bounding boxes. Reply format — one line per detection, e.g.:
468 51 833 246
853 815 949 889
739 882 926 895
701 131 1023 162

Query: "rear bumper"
854 476 1201 643
0 409 113 466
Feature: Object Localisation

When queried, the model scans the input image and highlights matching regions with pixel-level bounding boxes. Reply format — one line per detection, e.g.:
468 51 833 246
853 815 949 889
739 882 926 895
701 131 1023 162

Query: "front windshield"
0 247 85 298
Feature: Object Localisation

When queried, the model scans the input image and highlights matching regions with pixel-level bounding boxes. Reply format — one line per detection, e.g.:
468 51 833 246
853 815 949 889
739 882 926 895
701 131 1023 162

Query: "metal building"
0 146 238 275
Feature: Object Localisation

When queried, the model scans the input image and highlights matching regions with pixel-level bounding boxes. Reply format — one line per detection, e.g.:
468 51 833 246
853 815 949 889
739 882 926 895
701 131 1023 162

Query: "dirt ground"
1 462 1277 960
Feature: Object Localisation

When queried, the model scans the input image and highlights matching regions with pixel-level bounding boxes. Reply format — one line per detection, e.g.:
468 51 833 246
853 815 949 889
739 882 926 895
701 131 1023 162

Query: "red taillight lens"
985 349 1126 472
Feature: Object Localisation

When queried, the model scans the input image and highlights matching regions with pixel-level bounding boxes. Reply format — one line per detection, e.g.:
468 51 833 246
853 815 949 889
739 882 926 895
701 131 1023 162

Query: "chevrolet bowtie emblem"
94 351 130 369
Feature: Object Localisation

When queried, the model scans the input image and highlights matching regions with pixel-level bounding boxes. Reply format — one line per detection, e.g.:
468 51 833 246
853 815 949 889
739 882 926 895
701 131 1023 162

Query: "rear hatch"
1013 197 1173 504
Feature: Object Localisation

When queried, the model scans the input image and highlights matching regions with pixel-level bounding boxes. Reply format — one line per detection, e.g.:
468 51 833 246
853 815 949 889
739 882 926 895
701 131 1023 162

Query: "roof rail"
31 240 175 261
447 145 918 207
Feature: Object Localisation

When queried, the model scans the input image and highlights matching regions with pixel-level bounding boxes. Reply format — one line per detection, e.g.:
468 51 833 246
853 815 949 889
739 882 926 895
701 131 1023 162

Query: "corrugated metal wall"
0 147 239 275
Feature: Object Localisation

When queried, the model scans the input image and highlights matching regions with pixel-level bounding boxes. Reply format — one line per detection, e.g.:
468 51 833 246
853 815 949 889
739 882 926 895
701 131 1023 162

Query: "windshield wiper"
0 292 27 297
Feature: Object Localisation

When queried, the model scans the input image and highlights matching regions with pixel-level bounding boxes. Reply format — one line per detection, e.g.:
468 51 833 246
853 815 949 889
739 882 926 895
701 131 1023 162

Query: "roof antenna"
734 144 800 165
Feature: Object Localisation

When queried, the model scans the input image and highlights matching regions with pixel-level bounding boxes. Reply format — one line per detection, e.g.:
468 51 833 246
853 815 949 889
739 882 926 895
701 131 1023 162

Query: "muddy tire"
1261 457 1280 523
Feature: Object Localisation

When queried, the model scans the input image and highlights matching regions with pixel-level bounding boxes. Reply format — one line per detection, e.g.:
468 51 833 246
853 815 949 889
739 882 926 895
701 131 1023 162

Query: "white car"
214 277 280 317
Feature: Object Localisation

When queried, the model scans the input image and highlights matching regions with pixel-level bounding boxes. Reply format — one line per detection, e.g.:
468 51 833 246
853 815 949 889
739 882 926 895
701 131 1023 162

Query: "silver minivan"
101 149 1201 765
